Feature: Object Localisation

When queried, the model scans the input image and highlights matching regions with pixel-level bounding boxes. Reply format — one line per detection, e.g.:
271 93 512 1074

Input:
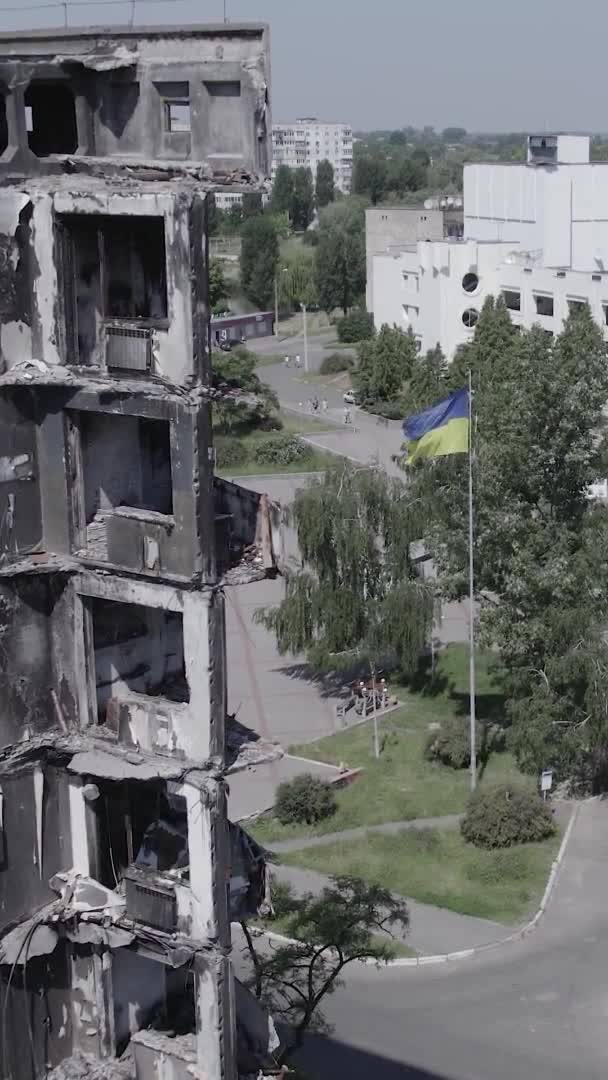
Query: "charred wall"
0 765 73 931
0 940 73 1080
0 390 42 560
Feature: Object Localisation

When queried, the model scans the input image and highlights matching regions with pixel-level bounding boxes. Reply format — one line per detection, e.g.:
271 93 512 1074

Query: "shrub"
336 309 374 343
424 716 505 770
319 352 354 375
214 436 249 468
253 433 308 467
461 782 556 849
365 400 405 420
275 773 337 825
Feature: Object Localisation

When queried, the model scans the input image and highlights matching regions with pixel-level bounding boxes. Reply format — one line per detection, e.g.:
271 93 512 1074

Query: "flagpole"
468 369 477 792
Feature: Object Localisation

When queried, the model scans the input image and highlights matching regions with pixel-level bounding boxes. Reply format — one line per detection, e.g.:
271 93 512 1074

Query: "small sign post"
540 769 553 800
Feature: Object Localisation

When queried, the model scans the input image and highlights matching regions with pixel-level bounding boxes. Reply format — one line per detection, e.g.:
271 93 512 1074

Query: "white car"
343 390 357 405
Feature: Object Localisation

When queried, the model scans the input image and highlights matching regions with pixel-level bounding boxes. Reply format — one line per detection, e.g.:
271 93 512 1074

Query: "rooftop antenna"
223 0 227 21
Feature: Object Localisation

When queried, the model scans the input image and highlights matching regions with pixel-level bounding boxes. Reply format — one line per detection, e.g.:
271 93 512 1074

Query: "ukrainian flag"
402 387 469 463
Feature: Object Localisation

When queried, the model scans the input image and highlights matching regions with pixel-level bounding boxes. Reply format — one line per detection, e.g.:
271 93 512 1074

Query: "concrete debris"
226 716 283 773
0 915 58 964
46 1050 134 1080
55 43 138 71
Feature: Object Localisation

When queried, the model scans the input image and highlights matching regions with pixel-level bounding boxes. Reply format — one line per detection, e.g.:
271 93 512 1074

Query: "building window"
60 213 168 366
462 272 479 294
24 81 78 156
89 598 188 723
462 308 479 329
603 304 608 326
502 289 521 312
568 299 587 315
156 81 190 133
534 294 554 317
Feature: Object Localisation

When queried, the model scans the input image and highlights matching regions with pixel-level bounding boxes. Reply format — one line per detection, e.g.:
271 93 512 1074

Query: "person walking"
322 397 328 412
284 354 290 369
295 354 301 368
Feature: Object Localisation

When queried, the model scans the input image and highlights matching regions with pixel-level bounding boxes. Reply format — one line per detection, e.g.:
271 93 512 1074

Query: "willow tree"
256 462 433 674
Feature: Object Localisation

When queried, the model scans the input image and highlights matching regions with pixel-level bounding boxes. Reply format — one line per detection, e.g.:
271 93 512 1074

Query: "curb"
251 802 580 969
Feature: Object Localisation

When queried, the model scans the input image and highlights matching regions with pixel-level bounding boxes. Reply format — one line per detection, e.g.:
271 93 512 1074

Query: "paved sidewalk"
272 863 509 956
228 753 341 821
267 813 462 854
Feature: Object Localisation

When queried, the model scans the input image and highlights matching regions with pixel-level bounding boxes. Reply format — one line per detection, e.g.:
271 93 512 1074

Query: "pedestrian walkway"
228 753 341 822
267 813 462 854
272 863 509 956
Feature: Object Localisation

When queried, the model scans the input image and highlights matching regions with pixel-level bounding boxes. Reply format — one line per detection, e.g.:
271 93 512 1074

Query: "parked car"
343 389 358 405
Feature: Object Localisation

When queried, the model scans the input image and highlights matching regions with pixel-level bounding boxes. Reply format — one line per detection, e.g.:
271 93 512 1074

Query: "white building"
370 134 608 357
213 191 270 211
272 117 353 193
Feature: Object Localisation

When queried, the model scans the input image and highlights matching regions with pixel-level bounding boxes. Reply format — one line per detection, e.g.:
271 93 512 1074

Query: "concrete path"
272 862 509 957
267 813 462 854
227 753 340 822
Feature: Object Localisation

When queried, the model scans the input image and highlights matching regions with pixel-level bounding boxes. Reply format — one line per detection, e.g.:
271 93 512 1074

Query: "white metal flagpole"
468 369 477 792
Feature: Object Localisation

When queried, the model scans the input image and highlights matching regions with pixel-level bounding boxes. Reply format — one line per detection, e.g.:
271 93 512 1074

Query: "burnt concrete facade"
0 24 275 1080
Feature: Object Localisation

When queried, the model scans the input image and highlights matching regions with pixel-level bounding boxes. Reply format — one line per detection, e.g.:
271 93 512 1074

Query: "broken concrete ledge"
247 802 579 969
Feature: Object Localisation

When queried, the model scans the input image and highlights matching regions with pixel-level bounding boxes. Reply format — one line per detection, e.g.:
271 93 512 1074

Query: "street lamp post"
274 267 288 338
301 303 309 372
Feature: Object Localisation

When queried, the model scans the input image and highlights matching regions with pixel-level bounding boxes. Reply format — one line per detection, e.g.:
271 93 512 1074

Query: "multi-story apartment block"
370 133 608 358
0 23 279 1080
272 117 353 193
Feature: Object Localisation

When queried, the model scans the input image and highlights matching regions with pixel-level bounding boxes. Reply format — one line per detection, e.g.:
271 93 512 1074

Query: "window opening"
568 299 587 315
24 82 77 156
60 214 167 366
462 308 479 328
462 272 479 293
76 412 173 559
94 778 188 889
534 293 554 317
90 597 188 723
166 101 191 132
502 289 521 312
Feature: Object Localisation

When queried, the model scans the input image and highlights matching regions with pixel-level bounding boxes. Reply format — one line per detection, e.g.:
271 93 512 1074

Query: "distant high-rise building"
272 117 353 193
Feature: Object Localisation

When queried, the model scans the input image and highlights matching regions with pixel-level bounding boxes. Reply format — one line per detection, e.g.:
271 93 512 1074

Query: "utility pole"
468 368 477 791
371 663 379 760
274 275 279 337
223 0 227 22
301 303 309 372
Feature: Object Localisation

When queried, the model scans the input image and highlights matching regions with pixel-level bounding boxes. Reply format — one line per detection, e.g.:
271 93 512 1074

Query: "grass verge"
249 645 520 846
281 828 560 926
215 410 336 477
252 912 417 959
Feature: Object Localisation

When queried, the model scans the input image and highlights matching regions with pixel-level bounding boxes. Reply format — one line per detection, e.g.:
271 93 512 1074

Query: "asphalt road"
293 799 608 1080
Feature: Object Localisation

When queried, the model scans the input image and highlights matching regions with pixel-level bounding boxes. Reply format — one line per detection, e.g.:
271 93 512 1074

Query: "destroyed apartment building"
0 23 282 1080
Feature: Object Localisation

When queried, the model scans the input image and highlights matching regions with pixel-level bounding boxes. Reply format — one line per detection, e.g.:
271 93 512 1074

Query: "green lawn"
215 410 336 477
250 645 520 846
253 912 417 959
282 828 560 925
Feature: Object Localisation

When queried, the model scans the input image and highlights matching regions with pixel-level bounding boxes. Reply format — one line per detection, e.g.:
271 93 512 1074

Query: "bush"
253 433 308 467
214 436 249 468
319 352 354 375
275 773 337 825
424 716 505 770
460 782 556 849
337 309 374 343
365 400 405 420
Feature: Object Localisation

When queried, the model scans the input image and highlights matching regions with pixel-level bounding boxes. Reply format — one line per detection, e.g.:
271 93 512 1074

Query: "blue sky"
5 0 608 133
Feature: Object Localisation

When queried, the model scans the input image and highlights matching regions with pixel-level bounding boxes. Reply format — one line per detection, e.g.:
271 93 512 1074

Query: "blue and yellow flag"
402 387 469 463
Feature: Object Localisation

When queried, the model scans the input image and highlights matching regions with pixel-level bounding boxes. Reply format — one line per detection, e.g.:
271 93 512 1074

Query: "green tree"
355 324 418 405
240 215 279 309
212 345 279 432
241 192 263 219
208 258 228 310
442 126 467 143
352 153 387 205
241 877 409 1063
279 248 318 310
404 344 447 413
315 200 366 314
409 301 608 788
255 462 433 673
271 164 295 215
316 159 335 208
292 167 315 230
